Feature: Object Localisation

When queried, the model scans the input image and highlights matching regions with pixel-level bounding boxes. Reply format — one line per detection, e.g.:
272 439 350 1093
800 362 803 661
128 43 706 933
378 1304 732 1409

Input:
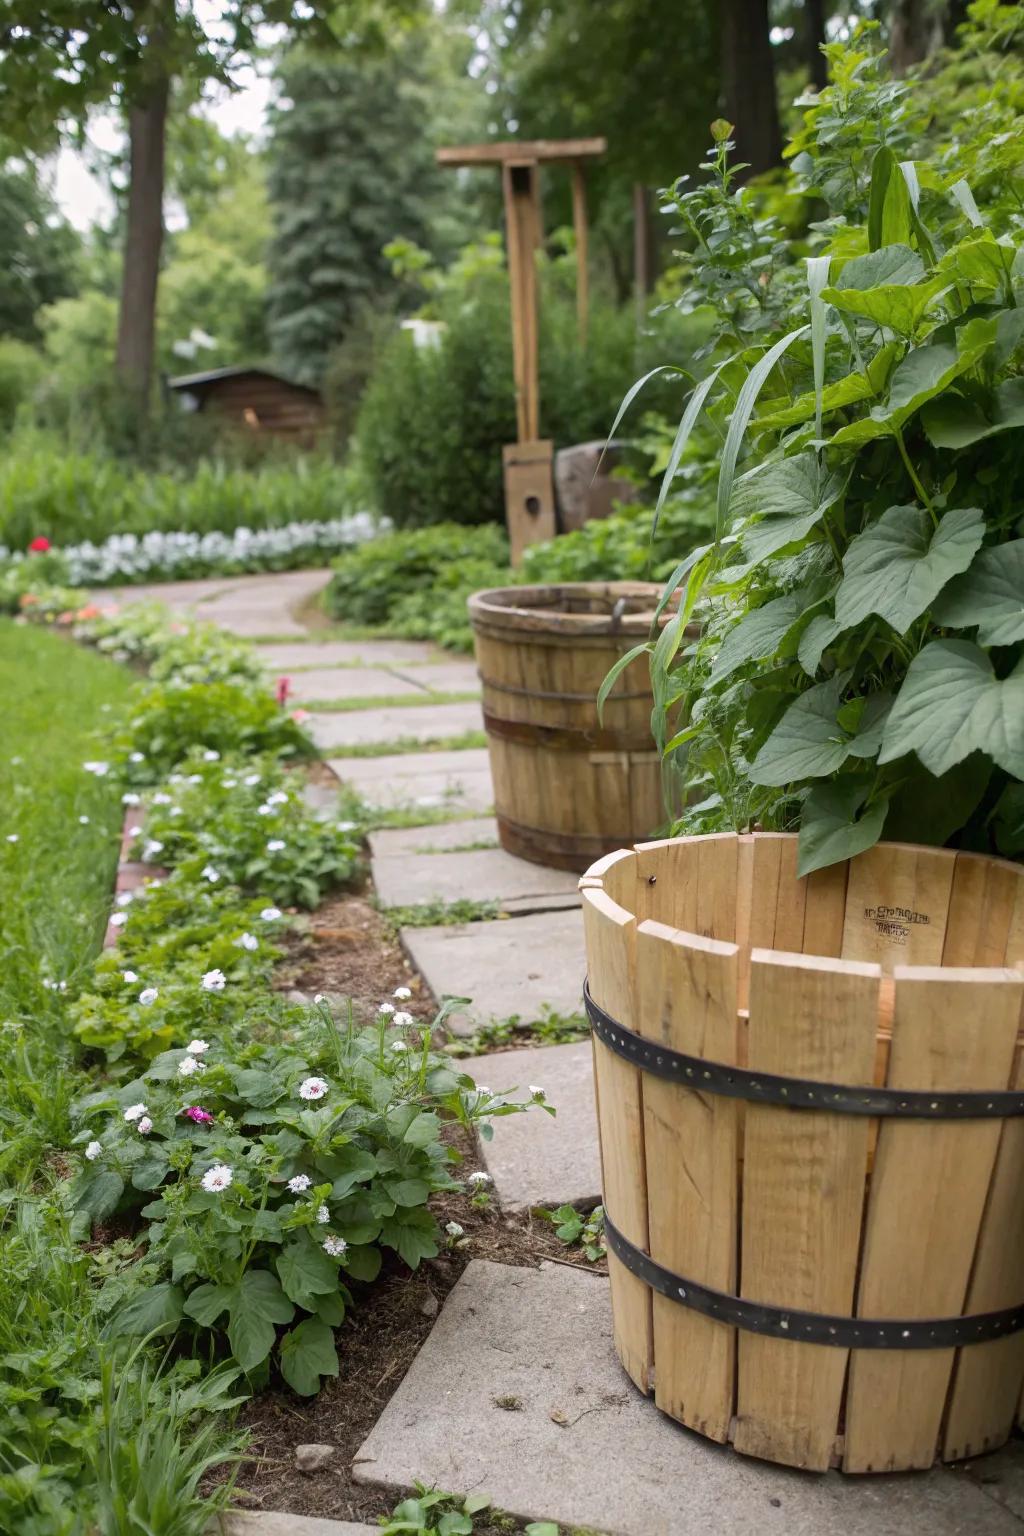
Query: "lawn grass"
0 620 138 1029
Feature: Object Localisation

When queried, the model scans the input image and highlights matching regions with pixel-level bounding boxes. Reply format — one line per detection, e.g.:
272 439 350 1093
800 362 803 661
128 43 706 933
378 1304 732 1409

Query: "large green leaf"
279 1318 340 1397
709 590 811 684
277 1237 340 1308
342 1243 383 1282
835 243 924 290
879 640 1024 778
733 453 846 565
749 675 852 786
834 504 984 634
107 1282 184 1339
867 149 913 251
75 1171 124 1222
922 378 1024 449
938 231 1015 297
832 327 995 446
227 1269 295 1372
883 753 992 847
823 276 945 336
183 1282 235 1328
754 343 899 431
797 778 888 878
798 612 844 675
378 1207 440 1269
933 540 1024 645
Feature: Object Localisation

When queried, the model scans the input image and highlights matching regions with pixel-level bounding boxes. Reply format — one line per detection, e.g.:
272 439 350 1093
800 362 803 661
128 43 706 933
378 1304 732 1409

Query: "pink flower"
28 536 51 553
183 1106 215 1125
275 676 291 706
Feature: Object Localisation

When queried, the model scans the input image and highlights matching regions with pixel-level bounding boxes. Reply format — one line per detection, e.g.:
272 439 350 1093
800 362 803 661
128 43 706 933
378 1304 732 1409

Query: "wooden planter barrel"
581 832 1024 1473
469 582 678 872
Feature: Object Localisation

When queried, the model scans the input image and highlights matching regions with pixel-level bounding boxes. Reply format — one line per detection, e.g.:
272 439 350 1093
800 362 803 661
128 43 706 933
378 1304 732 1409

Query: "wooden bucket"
469 582 678 872
581 832 1024 1473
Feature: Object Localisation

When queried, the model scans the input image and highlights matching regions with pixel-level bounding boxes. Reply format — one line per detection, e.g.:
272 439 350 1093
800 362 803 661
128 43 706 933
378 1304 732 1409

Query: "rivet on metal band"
584 978 1024 1120
603 1216 1024 1349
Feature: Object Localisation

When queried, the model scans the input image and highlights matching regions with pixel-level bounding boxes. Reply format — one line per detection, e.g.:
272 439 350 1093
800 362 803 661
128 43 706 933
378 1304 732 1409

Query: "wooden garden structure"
581 832 1024 1473
436 137 606 565
167 366 325 447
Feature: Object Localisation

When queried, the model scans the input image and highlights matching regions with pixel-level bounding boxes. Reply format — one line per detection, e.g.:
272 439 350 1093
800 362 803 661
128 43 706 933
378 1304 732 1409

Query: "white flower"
152 792 172 806
202 749 220 762
337 820 356 831
244 773 261 787
187 1038 210 1055
142 839 164 862
475 1086 491 1097
390 1040 408 1053
235 932 258 951
322 1234 347 1257
178 1055 201 1077
445 1221 464 1238
468 1171 492 1187
122 970 138 983
201 1164 233 1193
316 1203 330 1223
378 1002 395 1016
78 815 90 825
266 838 286 852
222 778 237 789
85 1140 103 1161
121 792 141 806
123 1102 147 1123
288 1174 312 1193
129 751 145 764
83 760 109 776
187 774 202 784
108 912 128 928
257 803 272 816
260 907 282 921
299 1076 328 1101
138 987 159 1006
529 1085 545 1099
313 993 327 1005
393 1011 414 1028
267 791 288 807
201 969 226 992
127 825 143 838
393 986 412 1000
116 892 133 907
137 1116 153 1135
201 865 220 883
5 834 17 844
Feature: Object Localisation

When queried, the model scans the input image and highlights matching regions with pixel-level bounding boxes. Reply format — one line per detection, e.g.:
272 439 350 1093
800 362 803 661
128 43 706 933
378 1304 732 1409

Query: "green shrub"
0 337 44 430
117 682 314 778
324 522 509 626
355 244 696 527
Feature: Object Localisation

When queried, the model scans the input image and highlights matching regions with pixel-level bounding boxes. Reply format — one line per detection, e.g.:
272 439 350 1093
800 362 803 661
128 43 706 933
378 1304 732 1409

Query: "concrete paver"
373 844 579 912
401 907 585 1034
222 1516 377 1536
309 701 483 752
280 667 429 704
255 639 437 670
329 750 493 814
368 818 499 857
463 1041 600 1210
389 660 480 694
354 1261 1024 1536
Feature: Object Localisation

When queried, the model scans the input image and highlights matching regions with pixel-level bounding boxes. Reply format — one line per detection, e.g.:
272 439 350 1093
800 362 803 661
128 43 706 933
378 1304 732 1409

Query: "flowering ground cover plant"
71 1001 550 1394
626 17 1024 874
0 512 379 588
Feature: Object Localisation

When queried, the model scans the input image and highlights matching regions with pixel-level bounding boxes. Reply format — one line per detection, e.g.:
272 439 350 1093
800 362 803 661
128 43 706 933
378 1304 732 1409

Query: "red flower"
275 676 291 706
28 536 51 553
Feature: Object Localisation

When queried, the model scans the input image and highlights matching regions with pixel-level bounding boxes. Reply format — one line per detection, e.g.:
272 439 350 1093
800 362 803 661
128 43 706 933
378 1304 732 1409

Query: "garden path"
108 570 1024 1536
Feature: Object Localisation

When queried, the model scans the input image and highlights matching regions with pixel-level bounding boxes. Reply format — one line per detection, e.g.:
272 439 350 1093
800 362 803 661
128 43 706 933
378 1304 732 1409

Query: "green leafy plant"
117 681 313 777
639 21 1024 875
71 1003 550 1393
539 1203 606 1263
324 522 510 628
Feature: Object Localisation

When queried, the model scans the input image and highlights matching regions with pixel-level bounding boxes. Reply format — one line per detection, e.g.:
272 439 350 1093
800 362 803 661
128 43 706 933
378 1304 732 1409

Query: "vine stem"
894 428 937 526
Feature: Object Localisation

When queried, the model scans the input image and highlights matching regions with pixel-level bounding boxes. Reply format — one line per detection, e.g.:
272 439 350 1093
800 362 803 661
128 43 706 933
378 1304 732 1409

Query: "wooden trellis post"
436 137 606 564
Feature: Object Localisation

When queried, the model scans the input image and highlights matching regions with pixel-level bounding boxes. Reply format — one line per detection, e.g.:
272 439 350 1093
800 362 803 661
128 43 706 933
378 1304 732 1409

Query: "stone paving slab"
281 666 429 704
354 1261 1024 1536
368 818 499 856
95 570 332 637
464 1041 600 1210
389 660 480 694
221 1516 376 1536
373 844 579 912
329 750 493 813
401 908 585 1034
309 701 483 751
255 639 438 670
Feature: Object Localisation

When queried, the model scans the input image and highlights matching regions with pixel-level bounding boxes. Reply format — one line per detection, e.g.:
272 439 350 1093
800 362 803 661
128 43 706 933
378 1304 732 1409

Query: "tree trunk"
115 75 169 402
720 0 783 177
806 0 828 90
890 0 947 72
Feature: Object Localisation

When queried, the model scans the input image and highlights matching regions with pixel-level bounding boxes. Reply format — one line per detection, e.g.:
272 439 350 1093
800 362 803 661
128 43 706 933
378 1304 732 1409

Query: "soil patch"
217 1120 604 1524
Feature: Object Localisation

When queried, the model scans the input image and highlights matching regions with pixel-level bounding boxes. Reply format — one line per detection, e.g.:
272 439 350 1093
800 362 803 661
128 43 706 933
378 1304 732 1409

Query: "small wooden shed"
167 366 325 446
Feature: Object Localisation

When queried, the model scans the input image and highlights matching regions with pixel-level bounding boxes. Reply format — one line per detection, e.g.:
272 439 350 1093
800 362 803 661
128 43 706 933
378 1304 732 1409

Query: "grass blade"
715 324 811 539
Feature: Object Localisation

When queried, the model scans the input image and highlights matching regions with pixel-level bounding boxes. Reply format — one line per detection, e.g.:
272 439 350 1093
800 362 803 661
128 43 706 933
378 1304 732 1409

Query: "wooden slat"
581 885 652 1392
943 1045 1024 1460
801 859 849 958
840 842 955 969
942 852 1022 966
437 136 607 167
636 919 740 1440
773 835 808 952
844 967 1023 1471
734 950 880 1470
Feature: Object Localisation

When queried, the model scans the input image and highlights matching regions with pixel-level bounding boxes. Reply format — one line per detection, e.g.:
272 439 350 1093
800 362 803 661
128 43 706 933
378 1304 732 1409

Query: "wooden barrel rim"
468 580 671 639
